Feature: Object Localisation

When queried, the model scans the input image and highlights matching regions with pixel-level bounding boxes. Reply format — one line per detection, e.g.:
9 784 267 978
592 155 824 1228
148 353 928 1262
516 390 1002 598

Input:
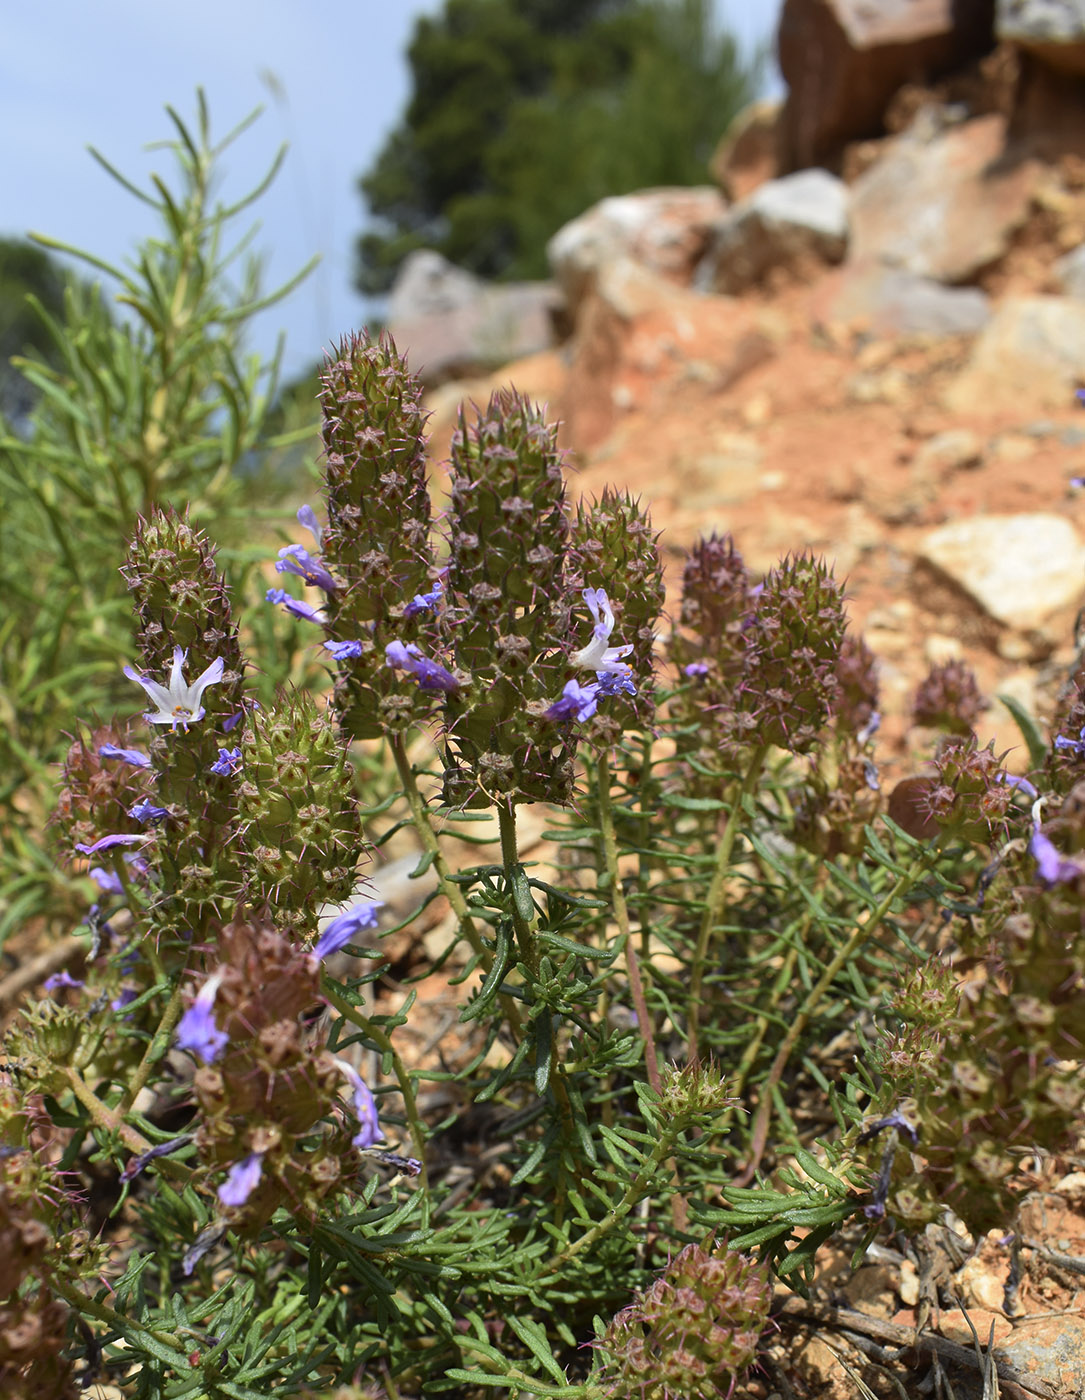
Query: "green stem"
687 745 769 1061
322 981 430 1208
51 1274 189 1361
496 798 575 1219
117 977 185 1114
596 752 661 1097
736 845 938 1185
388 733 523 1037
538 1124 679 1276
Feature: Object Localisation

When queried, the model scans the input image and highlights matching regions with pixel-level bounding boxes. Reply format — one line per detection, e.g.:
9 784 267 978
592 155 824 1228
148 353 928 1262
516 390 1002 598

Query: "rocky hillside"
406 1 1085 783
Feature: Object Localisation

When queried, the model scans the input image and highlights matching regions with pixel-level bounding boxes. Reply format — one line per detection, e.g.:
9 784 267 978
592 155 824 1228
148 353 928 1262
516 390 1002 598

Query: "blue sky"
4 1 780 383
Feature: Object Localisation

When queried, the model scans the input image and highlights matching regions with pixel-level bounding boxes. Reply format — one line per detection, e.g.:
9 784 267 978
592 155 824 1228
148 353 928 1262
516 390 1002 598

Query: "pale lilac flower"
546 679 600 723
570 588 633 678
75 833 151 855
385 640 458 693
864 761 881 792
44 971 84 993
276 544 337 593
684 661 709 678
335 1059 381 1149
403 580 443 618
1072 477 1085 489
1030 829 1085 885
266 588 324 623
857 711 881 746
99 744 151 768
1055 725 1085 758
128 798 169 824
218 1153 265 1208
175 975 228 1064
297 504 324 550
208 747 242 777
123 647 225 730
595 670 636 699
324 640 365 661
313 901 383 959
90 867 124 896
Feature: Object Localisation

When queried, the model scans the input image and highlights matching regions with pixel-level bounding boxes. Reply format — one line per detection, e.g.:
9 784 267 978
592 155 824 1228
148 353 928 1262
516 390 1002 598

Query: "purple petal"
266 588 323 623
324 640 365 661
546 679 599 723
175 977 228 1064
275 544 337 593
98 745 151 768
90 867 124 896
208 747 242 777
217 1153 264 1208
75 833 150 855
120 1134 193 1184
44 971 84 993
313 901 383 959
1030 829 1084 885
128 799 169 824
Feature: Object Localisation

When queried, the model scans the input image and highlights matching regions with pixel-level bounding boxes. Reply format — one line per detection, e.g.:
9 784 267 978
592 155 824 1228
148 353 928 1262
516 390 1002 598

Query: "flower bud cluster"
572 488 664 733
0 1151 92 1397
913 659 987 736
236 692 363 933
597 1241 770 1400
182 914 375 1228
851 782 1085 1231
318 332 438 739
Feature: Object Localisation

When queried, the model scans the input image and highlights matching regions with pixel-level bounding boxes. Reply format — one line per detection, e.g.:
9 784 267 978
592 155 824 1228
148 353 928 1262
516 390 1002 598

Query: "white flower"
124 646 225 730
570 587 633 676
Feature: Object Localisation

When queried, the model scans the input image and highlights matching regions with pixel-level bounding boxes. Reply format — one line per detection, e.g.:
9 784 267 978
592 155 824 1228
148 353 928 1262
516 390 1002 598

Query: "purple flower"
858 1108 919 1146
90 867 124 896
313 901 383 959
1030 829 1085 885
124 647 225 730
1055 726 1085 758
75 833 151 855
863 761 881 792
111 988 137 1012
208 747 242 777
1072 477 1085 489
275 544 337 593
998 772 1038 801
546 679 600 723
128 798 169 824
217 1153 265 1208
684 660 710 678
335 1059 381 1149
857 711 882 746
595 670 636 699
266 588 324 623
570 588 633 678
385 640 458 693
223 700 258 733
324 639 365 661
175 975 228 1064
297 504 324 550
403 580 443 618
120 1134 193 1184
99 745 151 769
44 971 84 993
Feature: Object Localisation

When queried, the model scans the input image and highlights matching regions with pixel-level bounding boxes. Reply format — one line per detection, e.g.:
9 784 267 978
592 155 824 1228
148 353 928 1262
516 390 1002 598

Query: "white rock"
698 168 849 294
1055 242 1085 298
918 513 1085 632
944 296 1085 412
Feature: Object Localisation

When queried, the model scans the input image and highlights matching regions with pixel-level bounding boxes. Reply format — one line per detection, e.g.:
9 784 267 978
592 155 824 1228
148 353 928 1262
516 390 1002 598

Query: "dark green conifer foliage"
355 0 758 291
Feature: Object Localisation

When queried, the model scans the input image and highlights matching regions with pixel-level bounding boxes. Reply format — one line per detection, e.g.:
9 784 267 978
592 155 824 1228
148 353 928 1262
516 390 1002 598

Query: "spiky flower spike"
674 532 754 678
913 659 987 736
54 721 153 856
737 553 847 754
184 914 372 1230
122 507 247 933
236 690 364 934
442 390 577 806
597 1242 770 1400
319 331 438 740
572 488 664 734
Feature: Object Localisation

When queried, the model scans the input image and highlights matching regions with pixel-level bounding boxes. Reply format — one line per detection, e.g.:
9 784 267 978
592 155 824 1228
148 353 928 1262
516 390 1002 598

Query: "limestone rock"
848 114 1038 283
995 1315 1085 1396
546 188 727 314
387 250 561 385
944 296 1085 412
1055 241 1085 296
998 0 1085 75
817 262 992 336
698 169 848 295
709 99 782 201
916 513 1085 638
779 0 996 168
